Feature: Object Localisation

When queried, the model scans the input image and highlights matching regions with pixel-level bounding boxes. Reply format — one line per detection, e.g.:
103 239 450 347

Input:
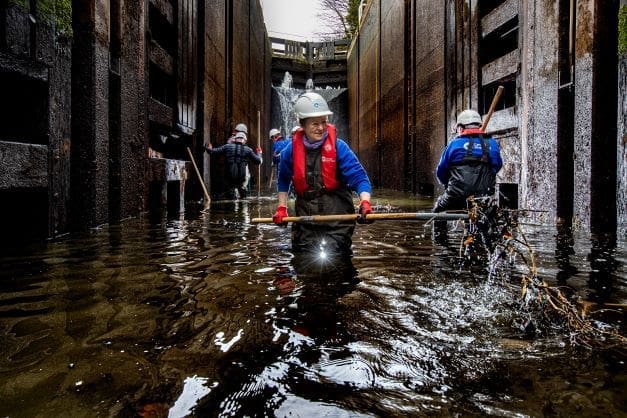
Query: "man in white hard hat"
226 122 248 144
205 131 262 200
224 122 252 191
272 92 374 257
433 109 503 213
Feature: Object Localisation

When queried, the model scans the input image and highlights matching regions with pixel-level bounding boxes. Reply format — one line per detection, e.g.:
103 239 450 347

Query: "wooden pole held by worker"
251 212 468 224
186 147 211 206
257 111 261 198
481 85 504 131
268 166 274 190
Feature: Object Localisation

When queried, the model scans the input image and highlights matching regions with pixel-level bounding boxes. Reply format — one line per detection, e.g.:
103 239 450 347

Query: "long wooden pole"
481 85 504 131
257 110 261 198
186 147 211 206
251 212 468 224
268 165 274 189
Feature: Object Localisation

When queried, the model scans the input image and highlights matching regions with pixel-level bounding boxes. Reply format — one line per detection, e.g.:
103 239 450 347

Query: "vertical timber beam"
589 0 618 234
556 0 576 224
71 0 110 229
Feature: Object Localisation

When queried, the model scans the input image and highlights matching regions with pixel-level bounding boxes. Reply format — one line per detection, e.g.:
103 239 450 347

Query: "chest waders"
227 143 246 186
456 135 495 197
292 147 356 255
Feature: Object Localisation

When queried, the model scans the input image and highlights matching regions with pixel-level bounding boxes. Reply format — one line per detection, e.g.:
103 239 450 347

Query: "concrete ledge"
148 157 190 182
0 140 48 189
147 157 191 215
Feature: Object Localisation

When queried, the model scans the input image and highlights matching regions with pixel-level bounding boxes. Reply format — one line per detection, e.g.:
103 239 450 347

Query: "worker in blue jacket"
272 92 373 256
270 128 288 167
433 109 503 212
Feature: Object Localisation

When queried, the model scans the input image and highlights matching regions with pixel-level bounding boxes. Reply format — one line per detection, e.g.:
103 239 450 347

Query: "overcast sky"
260 0 324 41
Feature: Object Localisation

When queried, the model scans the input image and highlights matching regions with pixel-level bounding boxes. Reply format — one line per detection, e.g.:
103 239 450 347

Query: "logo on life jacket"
458 128 490 164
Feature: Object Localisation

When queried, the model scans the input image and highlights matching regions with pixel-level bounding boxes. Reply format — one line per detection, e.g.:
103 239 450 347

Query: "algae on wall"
8 0 72 35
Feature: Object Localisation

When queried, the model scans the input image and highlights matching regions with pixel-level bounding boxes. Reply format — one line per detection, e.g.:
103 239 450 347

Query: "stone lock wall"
349 0 624 234
0 0 272 238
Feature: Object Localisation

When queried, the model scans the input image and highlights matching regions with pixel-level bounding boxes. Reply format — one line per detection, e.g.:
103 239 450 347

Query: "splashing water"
280 71 293 89
272 72 349 139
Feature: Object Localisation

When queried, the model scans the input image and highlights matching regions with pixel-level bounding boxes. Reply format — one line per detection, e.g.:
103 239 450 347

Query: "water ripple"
0 196 624 417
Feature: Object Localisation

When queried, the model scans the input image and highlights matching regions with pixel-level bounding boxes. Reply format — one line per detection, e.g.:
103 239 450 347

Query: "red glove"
273 205 288 225
256 147 262 154
358 200 374 224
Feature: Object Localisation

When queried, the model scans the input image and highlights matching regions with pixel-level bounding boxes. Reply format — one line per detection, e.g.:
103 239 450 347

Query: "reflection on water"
0 191 625 417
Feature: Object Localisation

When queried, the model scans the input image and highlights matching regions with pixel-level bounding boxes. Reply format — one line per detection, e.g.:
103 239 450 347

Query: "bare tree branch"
314 0 351 40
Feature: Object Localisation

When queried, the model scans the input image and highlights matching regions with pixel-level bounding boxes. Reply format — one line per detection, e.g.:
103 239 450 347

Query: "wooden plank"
148 97 174 127
149 39 173 75
177 0 197 132
481 0 518 37
481 50 518 86
149 0 173 25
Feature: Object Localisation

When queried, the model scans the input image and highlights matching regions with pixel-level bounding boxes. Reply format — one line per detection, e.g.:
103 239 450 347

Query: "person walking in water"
270 128 288 182
272 92 374 257
432 109 503 213
226 123 252 192
270 128 288 167
205 131 262 200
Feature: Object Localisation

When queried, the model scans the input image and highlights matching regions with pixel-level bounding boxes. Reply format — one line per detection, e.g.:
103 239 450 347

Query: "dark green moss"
8 0 28 8
8 0 72 36
52 0 72 36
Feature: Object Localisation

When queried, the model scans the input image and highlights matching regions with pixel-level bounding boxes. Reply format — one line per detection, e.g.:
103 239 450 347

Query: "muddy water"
0 191 625 417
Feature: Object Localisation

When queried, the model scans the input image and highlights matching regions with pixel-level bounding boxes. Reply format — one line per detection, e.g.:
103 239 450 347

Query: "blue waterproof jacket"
272 138 289 165
436 134 502 185
277 138 371 196
434 133 502 205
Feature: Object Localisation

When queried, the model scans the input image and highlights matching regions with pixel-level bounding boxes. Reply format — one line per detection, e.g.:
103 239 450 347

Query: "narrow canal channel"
1 190 625 417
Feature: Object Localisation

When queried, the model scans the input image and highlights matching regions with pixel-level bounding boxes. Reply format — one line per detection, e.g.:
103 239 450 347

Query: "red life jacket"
459 128 485 136
292 124 340 196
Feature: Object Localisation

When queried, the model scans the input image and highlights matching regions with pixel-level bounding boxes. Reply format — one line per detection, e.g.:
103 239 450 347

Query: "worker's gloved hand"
273 205 288 226
357 200 374 224
256 147 262 154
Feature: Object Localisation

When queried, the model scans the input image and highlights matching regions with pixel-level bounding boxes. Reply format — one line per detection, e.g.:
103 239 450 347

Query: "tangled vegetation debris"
461 196 626 349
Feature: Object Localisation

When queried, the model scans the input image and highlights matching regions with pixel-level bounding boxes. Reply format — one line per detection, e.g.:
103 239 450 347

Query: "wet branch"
463 196 626 349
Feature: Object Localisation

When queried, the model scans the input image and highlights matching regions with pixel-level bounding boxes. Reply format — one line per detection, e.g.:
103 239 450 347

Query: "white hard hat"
456 109 482 127
234 123 248 134
234 132 247 142
294 92 333 120
269 128 281 138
